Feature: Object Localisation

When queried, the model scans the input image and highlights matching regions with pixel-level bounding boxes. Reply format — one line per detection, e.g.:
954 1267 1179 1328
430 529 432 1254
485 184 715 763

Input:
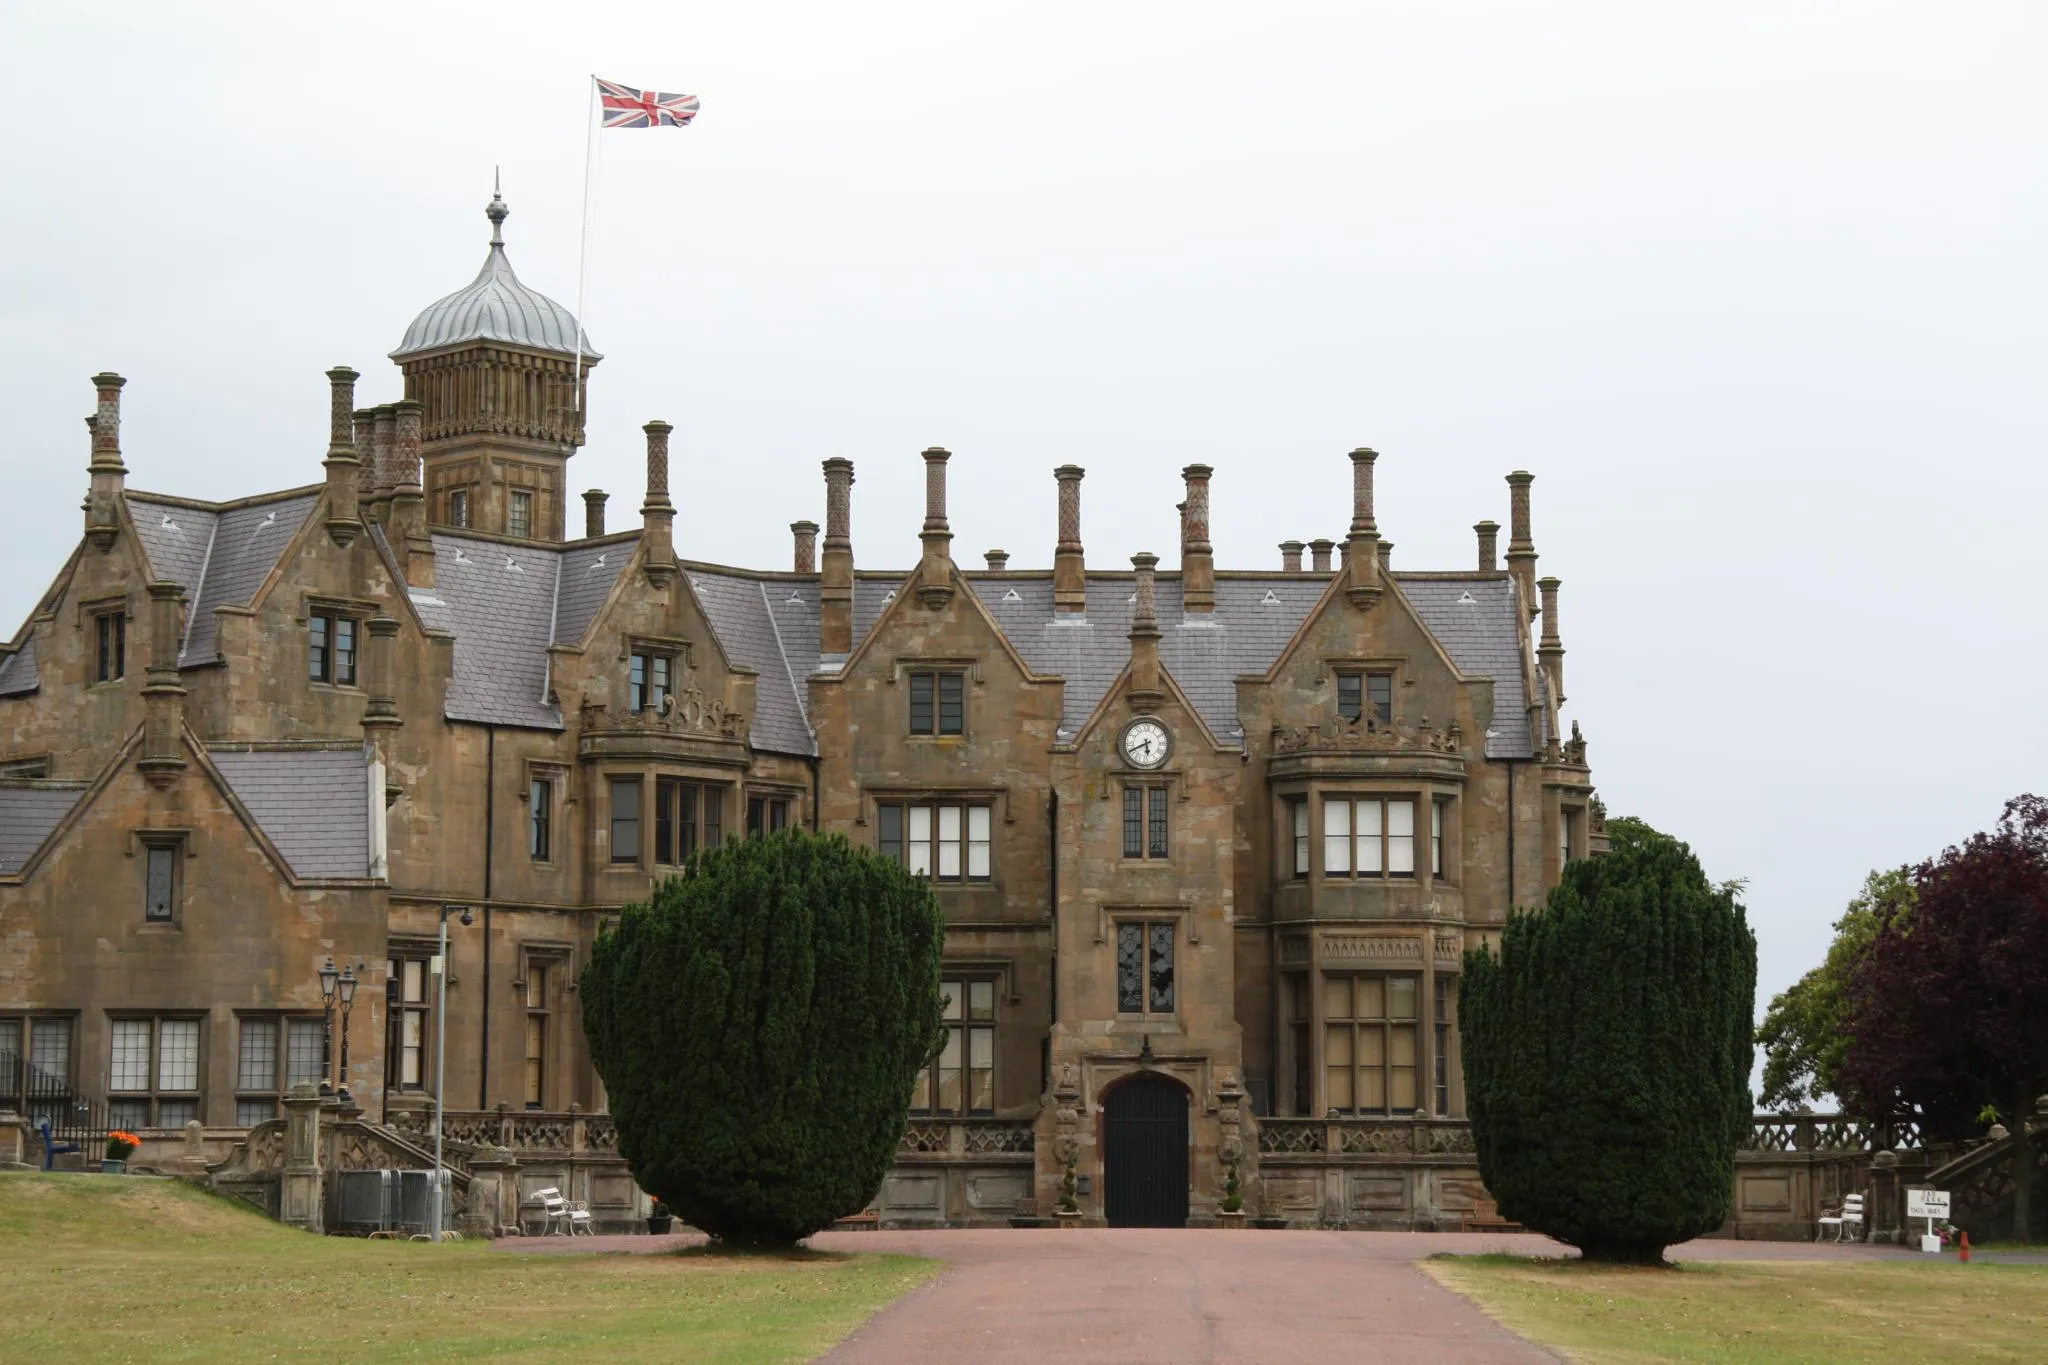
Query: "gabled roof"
688 570 816 757
0 636 37 697
126 490 319 666
1399 576 1535 759
208 747 373 880
0 784 86 874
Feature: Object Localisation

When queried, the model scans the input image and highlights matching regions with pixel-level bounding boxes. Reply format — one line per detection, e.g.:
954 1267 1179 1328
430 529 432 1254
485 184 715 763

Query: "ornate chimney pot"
1343 447 1383 611
1053 465 1086 615
1279 540 1304 572
584 490 609 539
1128 552 1163 706
984 549 1009 572
1475 520 1500 572
916 446 955 609
790 520 818 574
1309 538 1335 573
1506 471 1538 619
1180 465 1214 614
640 421 676 586
322 367 362 546
819 458 856 654
84 372 127 551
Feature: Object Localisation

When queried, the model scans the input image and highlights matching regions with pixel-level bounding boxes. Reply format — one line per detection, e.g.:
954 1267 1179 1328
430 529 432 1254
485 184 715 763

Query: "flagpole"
574 74 598 419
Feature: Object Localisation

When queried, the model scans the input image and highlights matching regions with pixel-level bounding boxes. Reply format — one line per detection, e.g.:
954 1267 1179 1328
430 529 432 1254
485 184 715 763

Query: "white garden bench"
526 1186 571 1236
1816 1193 1864 1242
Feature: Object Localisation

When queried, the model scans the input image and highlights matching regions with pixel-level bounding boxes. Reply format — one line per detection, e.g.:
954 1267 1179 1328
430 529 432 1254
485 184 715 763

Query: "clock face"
1122 719 1171 769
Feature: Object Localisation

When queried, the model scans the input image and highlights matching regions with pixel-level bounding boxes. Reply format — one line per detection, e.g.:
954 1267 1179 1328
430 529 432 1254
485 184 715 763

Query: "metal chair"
527 1186 570 1236
568 1199 595 1236
1817 1193 1864 1242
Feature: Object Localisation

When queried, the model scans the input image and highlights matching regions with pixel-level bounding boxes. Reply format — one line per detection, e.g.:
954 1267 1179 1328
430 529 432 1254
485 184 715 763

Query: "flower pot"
1217 1210 1247 1229
647 1214 673 1235
1054 1209 1083 1229
100 1159 127 1174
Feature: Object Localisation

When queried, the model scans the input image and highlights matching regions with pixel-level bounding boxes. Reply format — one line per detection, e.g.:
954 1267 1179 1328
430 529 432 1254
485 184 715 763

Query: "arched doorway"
1103 1072 1190 1228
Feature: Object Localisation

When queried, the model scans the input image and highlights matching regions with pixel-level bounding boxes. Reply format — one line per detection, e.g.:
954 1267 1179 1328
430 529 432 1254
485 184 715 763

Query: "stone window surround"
890 655 984 742
298 594 377 691
0 1013 78 1110
1111 917 1179 1019
912 974 998 1116
78 592 131 686
515 943 573 1111
1270 783 1461 889
1319 653 1409 718
744 782 803 836
0 754 53 779
1120 781 1173 861
386 943 439 1092
232 1011 326 1126
598 765 736 871
521 761 570 865
130 828 194 931
1276 942 1465 1119
106 1011 206 1130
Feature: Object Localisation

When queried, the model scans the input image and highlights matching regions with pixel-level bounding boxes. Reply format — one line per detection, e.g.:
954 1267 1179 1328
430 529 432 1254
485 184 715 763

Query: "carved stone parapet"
1270 712 1462 757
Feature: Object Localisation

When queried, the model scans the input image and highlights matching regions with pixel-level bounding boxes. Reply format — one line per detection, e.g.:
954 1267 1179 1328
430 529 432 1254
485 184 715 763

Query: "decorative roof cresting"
391 184 599 361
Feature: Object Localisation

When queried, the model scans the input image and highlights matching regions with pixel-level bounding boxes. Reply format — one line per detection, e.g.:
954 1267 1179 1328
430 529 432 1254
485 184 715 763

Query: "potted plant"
647 1200 674 1236
1218 1159 1246 1229
102 1130 140 1174
1055 1153 1083 1228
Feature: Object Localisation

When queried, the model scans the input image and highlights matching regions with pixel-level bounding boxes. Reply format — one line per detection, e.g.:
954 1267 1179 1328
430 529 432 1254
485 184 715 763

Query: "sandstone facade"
0 194 1602 1227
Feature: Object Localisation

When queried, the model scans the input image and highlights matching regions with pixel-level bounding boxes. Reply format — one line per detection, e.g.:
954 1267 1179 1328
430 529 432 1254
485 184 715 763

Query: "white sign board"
1906 1189 1950 1220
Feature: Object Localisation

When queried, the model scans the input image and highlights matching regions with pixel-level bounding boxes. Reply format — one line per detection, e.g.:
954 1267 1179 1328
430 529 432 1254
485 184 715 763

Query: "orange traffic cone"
1960 1231 1970 1262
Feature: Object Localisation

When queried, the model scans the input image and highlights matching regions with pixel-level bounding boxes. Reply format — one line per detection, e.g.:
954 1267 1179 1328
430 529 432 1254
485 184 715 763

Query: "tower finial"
486 172 508 248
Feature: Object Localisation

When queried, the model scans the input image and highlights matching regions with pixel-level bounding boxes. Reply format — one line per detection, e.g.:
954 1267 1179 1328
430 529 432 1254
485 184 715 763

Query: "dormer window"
308 613 357 685
1337 671 1393 724
508 490 533 539
629 651 673 712
908 670 965 736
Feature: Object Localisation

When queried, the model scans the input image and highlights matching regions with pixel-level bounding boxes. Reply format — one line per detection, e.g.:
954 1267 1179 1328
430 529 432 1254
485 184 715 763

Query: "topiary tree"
1461 816 1756 1264
581 829 945 1249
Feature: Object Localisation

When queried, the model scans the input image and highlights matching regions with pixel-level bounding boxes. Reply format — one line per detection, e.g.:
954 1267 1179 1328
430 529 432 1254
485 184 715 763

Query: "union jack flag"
597 78 700 129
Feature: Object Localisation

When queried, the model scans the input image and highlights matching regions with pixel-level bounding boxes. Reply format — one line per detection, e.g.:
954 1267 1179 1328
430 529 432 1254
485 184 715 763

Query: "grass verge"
0 1172 937 1363
1424 1253 2048 1364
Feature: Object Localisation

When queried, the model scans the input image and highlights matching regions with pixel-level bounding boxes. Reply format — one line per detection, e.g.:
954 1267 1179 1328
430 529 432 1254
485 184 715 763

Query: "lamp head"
460 908 474 927
318 957 340 1002
337 964 358 1006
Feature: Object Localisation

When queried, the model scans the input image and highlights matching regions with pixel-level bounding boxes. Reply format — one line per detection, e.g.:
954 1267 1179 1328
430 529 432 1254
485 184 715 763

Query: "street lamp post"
335 964 360 1102
317 957 341 1096
428 904 473 1244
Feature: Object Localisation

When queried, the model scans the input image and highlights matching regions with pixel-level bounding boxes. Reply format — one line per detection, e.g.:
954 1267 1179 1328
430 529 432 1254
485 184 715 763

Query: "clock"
1121 718 1171 770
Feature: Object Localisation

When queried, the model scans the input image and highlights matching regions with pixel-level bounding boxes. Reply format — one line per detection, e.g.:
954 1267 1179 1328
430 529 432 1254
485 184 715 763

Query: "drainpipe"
1504 759 1517 917
480 727 495 1110
807 753 821 832
1047 788 1059 1086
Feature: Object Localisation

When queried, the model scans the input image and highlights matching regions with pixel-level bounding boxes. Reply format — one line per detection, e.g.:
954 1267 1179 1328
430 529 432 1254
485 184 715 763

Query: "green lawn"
1425 1253 2048 1364
0 1173 937 1363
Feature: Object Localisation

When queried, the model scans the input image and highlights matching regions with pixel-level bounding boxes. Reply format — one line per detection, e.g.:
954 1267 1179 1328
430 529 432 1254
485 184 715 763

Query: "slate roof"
209 747 373 879
0 636 36 697
0 785 85 875
126 491 318 666
423 533 588 729
689 570 815 757
1399 576 1535 759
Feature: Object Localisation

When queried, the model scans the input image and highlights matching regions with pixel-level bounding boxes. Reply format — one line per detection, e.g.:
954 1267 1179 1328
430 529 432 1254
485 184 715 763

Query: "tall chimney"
1343 447 1383 611
1053 465 1086 615
1506 471 1538 619
84 372 127 551
916 447 956 609
355 408 385 524
1309 538 1334 573
1537 576 1566 706
360 615 403 757
790 520 818 573
390 401 433 588
1378 540 1394 573
640 421 676 586
584 490 609 539
137 581 188 788
370 406 399 528
1128 552 1164 708
322 367 362 546
1279 540 1304 572
1474 520 1500 572
984 549 1009 572
1180 465 1214 614
819 458 856 655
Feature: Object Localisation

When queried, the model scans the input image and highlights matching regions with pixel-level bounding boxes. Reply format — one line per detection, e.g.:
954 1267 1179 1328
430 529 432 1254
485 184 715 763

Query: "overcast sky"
5 3 2043 1047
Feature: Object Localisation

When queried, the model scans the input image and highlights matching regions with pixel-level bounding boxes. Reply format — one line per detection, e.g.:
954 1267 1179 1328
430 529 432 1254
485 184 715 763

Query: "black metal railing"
2 1048 111 1160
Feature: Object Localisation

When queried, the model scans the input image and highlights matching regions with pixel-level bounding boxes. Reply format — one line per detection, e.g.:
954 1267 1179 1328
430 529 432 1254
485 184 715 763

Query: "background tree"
1756 870 1910 1110
1839 795 2048 1240
1462 816 1757 1264
582 830 945 1249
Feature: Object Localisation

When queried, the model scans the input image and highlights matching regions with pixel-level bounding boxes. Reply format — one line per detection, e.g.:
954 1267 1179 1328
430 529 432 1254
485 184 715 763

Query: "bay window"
1322 796 1415 878
877 800 992 881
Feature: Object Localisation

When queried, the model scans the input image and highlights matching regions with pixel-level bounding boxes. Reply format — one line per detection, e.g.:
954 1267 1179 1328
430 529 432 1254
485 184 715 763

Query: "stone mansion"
0 191 1603 1229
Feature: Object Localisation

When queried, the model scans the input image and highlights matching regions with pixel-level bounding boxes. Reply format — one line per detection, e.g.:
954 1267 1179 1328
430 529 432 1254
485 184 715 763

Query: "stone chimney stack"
1128 552 1164 707
984 549 1009 572
916 447 956 608
1378 540 1394 573
1053 465 1086 615
1343 447 1383 611
355 409 385 524
640 421 676 586
390 401 433 588
1279 540 1304 572
1537 576 1566 706
1180 465 1215 614
819 458 856 655
84 372 127 551
372 405 400 531
1309 538 1334 573
1505 471 1538 619
790 520 818 573
322 367 363 546
1474 520 1500 572
137 581 188 788
584 490 609 539
360 615 403 757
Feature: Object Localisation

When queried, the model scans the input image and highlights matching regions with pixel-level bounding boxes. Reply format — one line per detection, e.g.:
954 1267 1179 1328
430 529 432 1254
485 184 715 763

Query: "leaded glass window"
1116 922 1175 1016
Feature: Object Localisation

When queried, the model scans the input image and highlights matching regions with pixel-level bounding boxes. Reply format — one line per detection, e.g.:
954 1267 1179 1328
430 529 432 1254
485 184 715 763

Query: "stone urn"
1217 1210 1247 1230
1054 1209 1084 1230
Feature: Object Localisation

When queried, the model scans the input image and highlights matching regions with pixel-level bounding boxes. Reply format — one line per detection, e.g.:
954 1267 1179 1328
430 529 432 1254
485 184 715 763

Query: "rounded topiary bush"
582 829 945 1248
1461 816 1757 1264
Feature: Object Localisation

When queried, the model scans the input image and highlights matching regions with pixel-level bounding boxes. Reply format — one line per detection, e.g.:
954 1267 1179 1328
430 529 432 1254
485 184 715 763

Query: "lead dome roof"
391 190 600 361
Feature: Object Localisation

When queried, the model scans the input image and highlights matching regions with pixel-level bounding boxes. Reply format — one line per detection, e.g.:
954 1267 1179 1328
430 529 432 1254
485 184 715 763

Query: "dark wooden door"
1104 1073 1189 1228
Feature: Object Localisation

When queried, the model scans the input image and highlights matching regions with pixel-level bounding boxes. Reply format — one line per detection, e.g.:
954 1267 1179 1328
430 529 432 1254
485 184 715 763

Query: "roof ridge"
179 513 219 662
